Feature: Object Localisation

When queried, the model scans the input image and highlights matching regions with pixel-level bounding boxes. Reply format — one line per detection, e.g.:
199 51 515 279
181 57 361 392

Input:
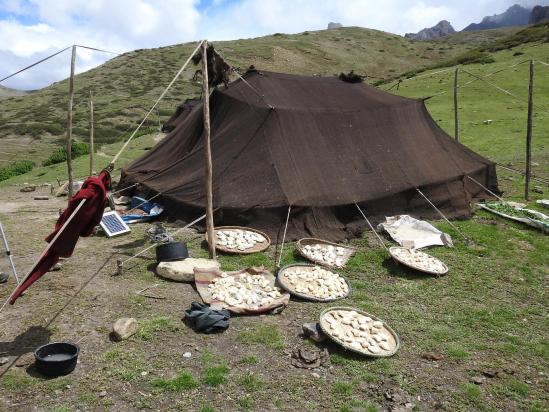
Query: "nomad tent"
119 69 498 241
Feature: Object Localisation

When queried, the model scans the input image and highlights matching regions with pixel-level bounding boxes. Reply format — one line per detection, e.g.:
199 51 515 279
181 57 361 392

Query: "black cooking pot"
155 242 188 263
34 342 79 377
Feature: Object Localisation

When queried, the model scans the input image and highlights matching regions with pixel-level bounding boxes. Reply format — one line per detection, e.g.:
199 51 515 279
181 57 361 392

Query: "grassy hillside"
386 39 549 199
0 85 27 98
0 26 479 163
432 27 520 46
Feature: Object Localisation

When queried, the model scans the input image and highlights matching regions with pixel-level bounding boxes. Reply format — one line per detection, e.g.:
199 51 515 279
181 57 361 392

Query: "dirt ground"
0 184 547 412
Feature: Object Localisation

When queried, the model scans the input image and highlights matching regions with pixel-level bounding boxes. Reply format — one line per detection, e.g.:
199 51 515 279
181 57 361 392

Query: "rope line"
415 188 470 243
382 67 455 91
75 44 162 65
423 59 530 99
276 205 292 269
213 47 274 109
0 46 71 84
354 203 388 251
110 183 140 196
120 211 212 265
495 163 549 184
110 39 204 165
466 175 506 203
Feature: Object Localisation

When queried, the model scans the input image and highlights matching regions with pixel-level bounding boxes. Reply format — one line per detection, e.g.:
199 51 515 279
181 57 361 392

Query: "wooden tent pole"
66 45 76 198
202 40 216 259
89 90 94 176
454 67 459 142
525 60 534 201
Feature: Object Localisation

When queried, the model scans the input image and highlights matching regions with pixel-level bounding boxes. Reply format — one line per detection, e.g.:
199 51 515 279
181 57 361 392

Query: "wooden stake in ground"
454 67 459 142
66 45 77 198
201 41 216 259
525 60 534 201
89 90 94 176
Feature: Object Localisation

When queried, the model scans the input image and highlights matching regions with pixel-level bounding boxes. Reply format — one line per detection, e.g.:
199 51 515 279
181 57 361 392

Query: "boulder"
112 317 138 341
327 22 342 29
156 258 220 282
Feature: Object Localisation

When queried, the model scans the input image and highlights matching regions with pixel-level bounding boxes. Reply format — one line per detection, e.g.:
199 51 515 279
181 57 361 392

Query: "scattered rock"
470 376 486 385
20 186 36 192
33 196 49 201
111 317 138 341
532 186 543 194
141 371 148 376
311 372 320 378
0 273 8 284
302 322 327 343
483 369 498 378
421 352 444 361
99 390 107 398
291 347 330 369
156 258 220 282
51 263 62 272
0 357 9 365
483 120 493 125
183 352 192 358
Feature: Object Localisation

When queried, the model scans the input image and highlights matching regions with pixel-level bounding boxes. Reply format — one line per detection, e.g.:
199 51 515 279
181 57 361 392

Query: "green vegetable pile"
486 202 549 224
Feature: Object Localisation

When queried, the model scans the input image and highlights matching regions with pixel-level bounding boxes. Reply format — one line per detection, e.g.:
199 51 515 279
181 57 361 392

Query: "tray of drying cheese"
209 226 271 254
194 267 290 315
277 264 351 302
389 246 448 276
296 238 356 269
319 307 400 357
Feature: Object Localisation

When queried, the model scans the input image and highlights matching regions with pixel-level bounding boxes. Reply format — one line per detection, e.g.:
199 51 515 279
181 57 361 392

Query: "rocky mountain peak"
404 20 456 41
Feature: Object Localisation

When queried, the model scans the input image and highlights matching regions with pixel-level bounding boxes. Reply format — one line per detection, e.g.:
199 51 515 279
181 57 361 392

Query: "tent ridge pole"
202 40 216 259
66 45 77 199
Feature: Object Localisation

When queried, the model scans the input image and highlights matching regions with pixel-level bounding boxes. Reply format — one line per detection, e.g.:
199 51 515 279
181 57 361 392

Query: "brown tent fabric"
161 98 200 132
120 70 498 241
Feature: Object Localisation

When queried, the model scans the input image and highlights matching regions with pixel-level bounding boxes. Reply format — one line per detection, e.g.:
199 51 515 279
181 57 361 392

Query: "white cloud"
0 0 546 89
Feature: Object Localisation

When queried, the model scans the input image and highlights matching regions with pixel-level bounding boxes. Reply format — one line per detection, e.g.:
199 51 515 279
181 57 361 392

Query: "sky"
0 0 547 90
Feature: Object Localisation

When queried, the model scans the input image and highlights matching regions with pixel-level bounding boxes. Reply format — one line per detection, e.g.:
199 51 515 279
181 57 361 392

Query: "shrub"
0 160 35 181
42 141 89 166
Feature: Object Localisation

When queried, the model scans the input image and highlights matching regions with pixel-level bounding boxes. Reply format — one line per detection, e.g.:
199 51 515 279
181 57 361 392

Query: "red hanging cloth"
9 171 111 304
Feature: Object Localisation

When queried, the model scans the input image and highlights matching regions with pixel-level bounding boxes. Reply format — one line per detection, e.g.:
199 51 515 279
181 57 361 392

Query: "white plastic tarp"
377 215 453 249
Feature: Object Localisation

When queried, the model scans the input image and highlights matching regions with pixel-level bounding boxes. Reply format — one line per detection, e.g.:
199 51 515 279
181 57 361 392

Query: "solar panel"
100 211 131 237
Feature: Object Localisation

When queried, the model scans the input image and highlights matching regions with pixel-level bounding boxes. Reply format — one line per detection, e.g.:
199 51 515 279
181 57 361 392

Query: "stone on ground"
112 317 138 341
156 258 220 282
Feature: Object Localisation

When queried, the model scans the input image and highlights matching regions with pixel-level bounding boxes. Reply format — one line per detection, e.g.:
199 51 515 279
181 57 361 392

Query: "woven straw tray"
389 246 448 276
277 263 351 302
319 306 400 358
296 238 356 269
207 226 271 255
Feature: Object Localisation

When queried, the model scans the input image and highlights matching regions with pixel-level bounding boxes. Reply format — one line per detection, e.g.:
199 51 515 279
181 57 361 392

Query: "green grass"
239 373 264 392
238 355 258 365
151 370 199 392
135 315 180 341
1 370 36 390
236 323 284 350
0 160 35 181
332 380 354 396
202 364 230 387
